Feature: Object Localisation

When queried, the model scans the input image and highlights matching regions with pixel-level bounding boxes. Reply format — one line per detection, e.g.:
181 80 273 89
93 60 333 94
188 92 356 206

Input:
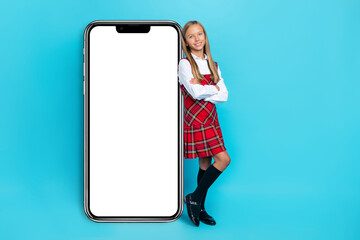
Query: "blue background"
1 0 359 239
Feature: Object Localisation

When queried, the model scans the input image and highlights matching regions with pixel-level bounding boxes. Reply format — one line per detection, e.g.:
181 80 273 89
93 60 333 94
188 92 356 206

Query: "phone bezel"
83 20 183 222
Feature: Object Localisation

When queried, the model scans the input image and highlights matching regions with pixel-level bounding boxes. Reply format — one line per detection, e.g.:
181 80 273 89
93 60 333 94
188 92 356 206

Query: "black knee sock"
192 164 222 203
197 168 207 209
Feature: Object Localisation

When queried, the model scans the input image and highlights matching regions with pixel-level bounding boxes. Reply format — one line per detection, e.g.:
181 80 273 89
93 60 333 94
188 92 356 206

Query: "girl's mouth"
195 42 202 47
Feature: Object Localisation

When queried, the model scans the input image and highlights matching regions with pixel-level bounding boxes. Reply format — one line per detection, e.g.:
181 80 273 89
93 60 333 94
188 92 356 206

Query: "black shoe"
199 209 216 225
184 194 201 226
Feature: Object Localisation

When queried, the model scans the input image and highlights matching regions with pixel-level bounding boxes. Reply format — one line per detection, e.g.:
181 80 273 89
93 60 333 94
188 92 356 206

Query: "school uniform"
178 52 228 159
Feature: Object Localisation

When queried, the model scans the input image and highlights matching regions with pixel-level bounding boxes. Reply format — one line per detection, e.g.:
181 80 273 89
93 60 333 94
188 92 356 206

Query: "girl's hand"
190 78 201 84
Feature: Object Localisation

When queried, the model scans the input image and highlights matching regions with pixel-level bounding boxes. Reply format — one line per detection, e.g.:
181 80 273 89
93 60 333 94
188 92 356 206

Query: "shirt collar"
191 52 208 60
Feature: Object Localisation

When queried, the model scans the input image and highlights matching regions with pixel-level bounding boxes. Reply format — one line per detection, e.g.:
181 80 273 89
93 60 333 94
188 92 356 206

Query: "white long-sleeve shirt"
178 52 228 104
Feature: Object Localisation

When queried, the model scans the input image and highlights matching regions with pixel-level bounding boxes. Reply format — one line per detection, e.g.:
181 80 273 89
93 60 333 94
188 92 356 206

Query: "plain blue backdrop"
1 0 359 239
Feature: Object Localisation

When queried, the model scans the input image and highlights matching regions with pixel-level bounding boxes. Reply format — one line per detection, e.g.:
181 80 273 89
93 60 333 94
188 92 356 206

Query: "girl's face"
185 24 205 53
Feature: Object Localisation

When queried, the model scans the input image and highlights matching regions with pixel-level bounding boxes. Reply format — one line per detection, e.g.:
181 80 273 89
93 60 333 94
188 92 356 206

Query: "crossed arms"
178 59 228 104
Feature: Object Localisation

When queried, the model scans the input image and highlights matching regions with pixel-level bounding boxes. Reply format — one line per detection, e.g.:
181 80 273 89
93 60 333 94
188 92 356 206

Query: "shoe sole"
199 219 216 225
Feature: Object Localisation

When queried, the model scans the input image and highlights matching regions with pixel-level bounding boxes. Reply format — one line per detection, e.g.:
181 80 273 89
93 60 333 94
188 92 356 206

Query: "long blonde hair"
181 21 220 84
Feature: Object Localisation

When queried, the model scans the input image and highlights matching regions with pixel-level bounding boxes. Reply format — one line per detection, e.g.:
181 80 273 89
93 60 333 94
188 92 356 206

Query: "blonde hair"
181 20 220 84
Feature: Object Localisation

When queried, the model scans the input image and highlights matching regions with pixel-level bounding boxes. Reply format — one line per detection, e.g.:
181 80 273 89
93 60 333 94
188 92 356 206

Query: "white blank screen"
89 25 179 217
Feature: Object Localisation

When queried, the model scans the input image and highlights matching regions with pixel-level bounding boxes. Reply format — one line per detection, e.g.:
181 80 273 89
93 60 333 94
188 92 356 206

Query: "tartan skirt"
184 120 226 159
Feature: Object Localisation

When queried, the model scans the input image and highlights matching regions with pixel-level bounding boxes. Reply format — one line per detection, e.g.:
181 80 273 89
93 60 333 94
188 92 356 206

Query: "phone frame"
83 20 184 222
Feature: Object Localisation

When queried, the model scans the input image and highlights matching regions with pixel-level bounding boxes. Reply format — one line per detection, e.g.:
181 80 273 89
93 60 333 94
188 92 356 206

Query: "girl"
178 20 231 227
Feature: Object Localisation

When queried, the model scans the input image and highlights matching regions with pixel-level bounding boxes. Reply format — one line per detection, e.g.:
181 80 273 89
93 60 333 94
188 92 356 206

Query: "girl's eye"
189 36 192 38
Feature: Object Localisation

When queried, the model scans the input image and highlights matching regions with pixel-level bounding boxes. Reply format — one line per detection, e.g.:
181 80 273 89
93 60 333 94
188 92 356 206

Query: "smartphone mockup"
83 20 183 222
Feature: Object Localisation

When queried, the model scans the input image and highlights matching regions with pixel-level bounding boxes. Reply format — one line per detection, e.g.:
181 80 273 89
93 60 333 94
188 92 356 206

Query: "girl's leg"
199 156 212 170
198 157 212 209
192 151 231 202
212 151 231 172
185 151 231 226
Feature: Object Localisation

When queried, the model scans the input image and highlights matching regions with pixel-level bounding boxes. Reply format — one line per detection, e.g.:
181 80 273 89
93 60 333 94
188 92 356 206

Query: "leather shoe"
184 194 201 226
199 209 216 225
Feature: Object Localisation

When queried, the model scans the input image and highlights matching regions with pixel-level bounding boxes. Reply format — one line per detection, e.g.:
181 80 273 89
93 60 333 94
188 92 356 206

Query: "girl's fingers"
190 78 201 84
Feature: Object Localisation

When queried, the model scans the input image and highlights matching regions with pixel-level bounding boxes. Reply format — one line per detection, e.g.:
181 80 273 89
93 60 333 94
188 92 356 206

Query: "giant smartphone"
83 20 183 222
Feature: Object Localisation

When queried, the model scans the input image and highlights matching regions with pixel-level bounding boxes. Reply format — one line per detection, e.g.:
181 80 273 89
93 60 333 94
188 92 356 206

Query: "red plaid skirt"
180 57 226 159
184 120 226 159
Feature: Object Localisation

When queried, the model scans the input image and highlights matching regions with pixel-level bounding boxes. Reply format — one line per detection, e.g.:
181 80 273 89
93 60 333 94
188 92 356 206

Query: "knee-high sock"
197 168 207 209
192 164 222 203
